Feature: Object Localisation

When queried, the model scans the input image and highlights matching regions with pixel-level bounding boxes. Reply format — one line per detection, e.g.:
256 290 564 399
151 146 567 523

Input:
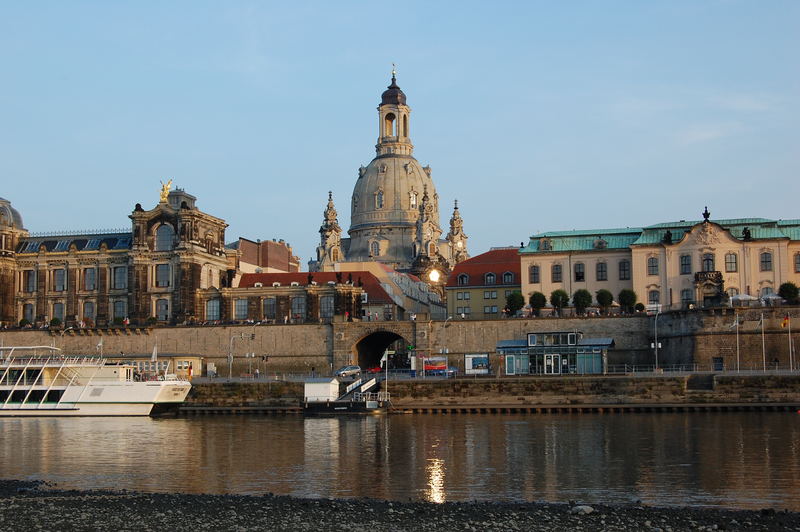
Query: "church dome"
381 76 406 106
0 197 24 229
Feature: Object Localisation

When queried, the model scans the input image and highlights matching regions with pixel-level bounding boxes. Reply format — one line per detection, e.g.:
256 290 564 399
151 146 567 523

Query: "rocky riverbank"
1 480 798 531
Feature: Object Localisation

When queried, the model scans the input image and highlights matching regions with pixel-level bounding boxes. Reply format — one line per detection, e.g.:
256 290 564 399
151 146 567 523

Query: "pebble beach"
2 480 799 531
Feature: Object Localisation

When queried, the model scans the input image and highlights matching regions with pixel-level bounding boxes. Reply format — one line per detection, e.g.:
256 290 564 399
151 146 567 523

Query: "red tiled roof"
445 248 521 288
238 271 393 303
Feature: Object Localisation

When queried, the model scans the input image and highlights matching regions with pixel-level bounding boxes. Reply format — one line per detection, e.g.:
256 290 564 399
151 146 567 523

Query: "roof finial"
328 190 333 201
702 206 710 222
454 199 459 209
391 63 396 79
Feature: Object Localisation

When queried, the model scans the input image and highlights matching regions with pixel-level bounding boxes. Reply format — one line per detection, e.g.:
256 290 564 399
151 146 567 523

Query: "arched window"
206 299 220 321
574 263 585 282
409 191 418 209
529 265 540 284
761 286 773 297
648 290 660 305
702 253 715 272
458 274 469 286
552 264 562 283
155 224 175 251
725 253 738 272
618 260 630 280
647 257 659 276
402 114 408 137
485 273 496 285
375 190 384 209
383 112 396 137
596 262 607 281
370 241 380 257
156 299 169 321
795 252 800 273
503 272 514 284
760 252 773 271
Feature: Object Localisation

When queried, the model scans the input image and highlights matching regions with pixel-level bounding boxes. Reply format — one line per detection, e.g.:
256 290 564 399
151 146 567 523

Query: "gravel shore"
1 480 799 531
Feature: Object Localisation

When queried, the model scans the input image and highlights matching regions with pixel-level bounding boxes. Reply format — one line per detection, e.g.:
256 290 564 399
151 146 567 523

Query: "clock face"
428 269 440 282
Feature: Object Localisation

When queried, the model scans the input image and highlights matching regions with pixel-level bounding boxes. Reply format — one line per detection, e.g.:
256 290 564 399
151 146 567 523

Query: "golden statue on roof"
159 178 173 203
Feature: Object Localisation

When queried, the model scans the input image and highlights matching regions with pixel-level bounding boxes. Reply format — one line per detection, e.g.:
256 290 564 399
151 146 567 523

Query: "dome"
381 76 407 106
0 197 24 229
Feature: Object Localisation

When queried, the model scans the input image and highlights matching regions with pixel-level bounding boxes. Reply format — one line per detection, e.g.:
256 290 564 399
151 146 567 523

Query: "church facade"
310 73 469 294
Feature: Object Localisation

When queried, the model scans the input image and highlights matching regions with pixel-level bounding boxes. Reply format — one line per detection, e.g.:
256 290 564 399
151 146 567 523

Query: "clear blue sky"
2 2 798 264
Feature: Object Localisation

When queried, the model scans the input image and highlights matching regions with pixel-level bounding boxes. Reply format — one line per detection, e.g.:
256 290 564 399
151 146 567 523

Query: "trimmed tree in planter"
529 292 547 316
596 289 613 314
572 289 592 315
550 289 570 316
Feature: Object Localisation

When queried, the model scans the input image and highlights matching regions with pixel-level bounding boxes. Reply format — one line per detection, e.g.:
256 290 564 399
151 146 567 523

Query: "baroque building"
0 185 298 328
520 208 800 311
310 71 468 294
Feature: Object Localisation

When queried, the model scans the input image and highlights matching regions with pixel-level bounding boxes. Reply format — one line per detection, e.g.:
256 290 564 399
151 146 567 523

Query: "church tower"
345 69 442 270
446 200 469 264
315 191 342 270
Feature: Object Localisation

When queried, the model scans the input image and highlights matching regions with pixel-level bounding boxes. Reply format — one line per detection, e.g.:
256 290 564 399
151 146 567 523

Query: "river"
1 412 798 510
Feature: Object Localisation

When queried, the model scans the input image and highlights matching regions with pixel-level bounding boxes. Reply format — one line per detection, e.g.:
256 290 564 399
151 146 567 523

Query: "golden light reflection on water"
425 458 446 503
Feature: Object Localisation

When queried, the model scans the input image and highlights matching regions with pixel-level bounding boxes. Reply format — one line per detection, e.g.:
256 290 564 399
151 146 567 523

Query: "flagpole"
789 316 793 372
735 317 740 373
761 312 766 371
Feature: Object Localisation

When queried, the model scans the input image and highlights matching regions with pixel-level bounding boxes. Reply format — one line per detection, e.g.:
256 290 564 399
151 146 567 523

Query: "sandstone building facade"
520 208 800 311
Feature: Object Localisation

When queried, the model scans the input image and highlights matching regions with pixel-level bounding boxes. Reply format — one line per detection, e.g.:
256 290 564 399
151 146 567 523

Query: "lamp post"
653 308 660 372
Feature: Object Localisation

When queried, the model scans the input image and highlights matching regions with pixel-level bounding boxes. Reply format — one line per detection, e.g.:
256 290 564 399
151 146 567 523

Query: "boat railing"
352 391 390 403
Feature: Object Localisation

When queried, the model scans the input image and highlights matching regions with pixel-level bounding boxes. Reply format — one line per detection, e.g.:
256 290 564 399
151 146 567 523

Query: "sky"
1 2 798 264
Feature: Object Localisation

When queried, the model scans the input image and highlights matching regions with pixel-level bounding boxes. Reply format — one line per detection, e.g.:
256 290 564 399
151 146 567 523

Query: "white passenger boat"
0 346 191 416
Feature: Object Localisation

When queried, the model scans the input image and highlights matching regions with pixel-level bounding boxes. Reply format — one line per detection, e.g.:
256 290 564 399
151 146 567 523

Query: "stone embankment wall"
184 374 800 408
656 307 800 370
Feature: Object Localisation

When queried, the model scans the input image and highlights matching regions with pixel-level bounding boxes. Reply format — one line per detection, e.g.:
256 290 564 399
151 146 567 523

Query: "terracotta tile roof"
238 271 393 303
445 248 521 288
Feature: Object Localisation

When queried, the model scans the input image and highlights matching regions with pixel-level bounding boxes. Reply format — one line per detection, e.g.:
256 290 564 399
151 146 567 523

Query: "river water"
1 412 799 510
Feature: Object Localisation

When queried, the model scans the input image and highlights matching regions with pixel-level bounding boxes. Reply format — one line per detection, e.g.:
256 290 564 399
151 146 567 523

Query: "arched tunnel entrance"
354 330 411 370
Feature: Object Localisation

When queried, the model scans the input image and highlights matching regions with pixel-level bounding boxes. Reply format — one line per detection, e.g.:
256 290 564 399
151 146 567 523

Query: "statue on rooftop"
159 178 173 203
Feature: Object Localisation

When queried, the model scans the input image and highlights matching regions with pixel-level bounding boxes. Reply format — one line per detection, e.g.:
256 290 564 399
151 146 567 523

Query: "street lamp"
653 308 660 371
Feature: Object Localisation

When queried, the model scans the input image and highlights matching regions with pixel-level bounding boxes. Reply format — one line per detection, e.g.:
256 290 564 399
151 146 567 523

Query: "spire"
446 199 468 265
322 191 339 228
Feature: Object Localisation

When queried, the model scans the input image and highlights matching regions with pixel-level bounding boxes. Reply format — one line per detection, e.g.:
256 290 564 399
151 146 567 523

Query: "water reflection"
1 413 799 510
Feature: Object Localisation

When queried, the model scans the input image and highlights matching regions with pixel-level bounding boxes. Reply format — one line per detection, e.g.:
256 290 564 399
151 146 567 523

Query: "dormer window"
502 272 513 284
458 274 469 286
485 273 496 285
540 239 551 251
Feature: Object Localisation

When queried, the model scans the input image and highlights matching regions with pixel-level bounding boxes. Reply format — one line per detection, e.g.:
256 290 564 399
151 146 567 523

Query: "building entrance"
544 354 561 375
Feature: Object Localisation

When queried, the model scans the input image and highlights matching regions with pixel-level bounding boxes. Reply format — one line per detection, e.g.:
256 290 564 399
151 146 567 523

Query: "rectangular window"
457 292 463 300
113 266 127 289
619 260 630 281
23 270 36 292
206 299 220 321
53 269 66 292
23 303 34 322
263 297 276 319
596 263 607 281
463 307 471 315
156 299 169 321
155 264 170 287
760 252 773 272
234 298 248 320
113 300 126 319
529 265 540 284
680 255 691 275
84 268 96 291
795 253 800 273
83 301 95 319
483 306 498 314
725 253 738 273
291 296 306 321
647 257 659 276
463 292 470 300
574 263 585 282
552 265 562 283
456 306 463 314
53 302 65 321
320 295 334 319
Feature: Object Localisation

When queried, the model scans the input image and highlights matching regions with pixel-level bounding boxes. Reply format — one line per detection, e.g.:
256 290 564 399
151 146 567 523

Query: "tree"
550 289 570 316
596 289 614 314
618 289 638 314
779 282 799 304
505 291 525 317
572 289 592 315
529 292 547 316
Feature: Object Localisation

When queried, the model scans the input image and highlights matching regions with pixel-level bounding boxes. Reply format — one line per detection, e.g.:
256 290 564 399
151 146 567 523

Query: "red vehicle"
366 366 383 374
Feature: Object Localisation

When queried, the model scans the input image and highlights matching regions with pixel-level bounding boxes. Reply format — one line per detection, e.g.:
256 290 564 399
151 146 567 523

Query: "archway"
354 330 411 370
